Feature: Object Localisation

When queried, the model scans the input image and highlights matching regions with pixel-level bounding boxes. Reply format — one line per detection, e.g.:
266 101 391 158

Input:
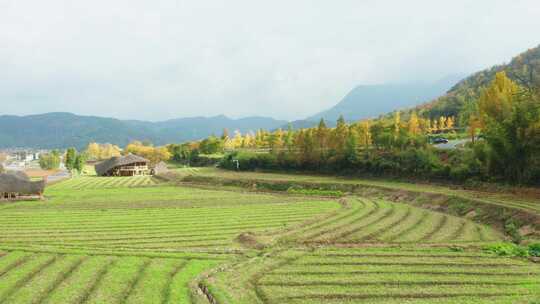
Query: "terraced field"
0 250 218 304
0 173 538 303
180 167 540 214
0 177 340 303
282 198 500 245
48 176 160 190
254 248 540 304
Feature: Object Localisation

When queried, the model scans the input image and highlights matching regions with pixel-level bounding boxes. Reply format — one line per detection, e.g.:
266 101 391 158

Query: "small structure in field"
150 161 169 175
95 154 150 177
0 171 46 201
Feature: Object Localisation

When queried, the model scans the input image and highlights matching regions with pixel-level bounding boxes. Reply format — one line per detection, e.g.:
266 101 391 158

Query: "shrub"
287 187 343 197
484 243 529 257
528 243 540 257
504 219 523 243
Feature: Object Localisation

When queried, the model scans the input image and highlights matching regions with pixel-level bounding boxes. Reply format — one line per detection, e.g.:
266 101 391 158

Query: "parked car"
431 137 449 144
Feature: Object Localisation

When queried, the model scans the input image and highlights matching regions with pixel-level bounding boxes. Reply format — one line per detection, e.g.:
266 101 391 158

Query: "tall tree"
65 147 77 172
331 115 348 156
393 111 401 140
74 153 87 174
315 118 329 162
357 121 372 149
39 151 61 170
86 143 101 160
477 71 540 182
221 128 230 141
344 127 359 164
408 112 420 136
285 124 295 152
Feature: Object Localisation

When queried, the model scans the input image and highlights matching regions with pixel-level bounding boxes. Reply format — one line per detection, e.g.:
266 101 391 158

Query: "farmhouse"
95 154 150 177
150 161 169 175
0 171 46 201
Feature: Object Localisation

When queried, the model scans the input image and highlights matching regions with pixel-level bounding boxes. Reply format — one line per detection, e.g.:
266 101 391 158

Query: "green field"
254 248 540 304
0 173 538 303
48 176 160 190
179 167 540 214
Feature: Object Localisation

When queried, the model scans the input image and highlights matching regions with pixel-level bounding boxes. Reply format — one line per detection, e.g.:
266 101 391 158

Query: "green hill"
417 45 540 124
0 113 286 149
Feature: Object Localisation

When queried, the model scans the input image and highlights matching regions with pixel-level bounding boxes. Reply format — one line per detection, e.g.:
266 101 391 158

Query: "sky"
1 0 539 121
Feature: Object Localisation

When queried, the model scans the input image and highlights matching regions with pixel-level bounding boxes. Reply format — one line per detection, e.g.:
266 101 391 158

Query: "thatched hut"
150 161 169 175
0 172 46 201
95 154 150 177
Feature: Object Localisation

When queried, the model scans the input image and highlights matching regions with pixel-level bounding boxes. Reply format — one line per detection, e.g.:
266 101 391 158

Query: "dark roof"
0 172 45 195
95 154 149 176
6 170 30 181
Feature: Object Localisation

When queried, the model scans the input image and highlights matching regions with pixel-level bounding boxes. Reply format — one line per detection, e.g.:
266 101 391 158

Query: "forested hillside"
417 45 540 125
175 46 540 185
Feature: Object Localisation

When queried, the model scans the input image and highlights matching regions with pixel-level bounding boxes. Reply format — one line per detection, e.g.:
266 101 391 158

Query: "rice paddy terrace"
0 173 538 303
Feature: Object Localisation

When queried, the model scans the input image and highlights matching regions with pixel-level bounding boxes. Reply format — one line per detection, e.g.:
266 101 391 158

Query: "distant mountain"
277 119 322 131
308 76 462 123
0 112 286 149
417 45 540 120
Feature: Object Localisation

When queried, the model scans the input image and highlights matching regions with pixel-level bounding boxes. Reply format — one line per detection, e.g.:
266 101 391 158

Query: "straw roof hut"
0 172 45 200
95 154 150 177
150 161 169 175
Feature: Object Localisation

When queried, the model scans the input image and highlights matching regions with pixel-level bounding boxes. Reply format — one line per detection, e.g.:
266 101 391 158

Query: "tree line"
190 72 539 185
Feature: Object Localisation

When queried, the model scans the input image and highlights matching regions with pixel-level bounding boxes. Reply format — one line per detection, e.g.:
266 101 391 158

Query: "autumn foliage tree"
125 141 171 165
476 72 540 182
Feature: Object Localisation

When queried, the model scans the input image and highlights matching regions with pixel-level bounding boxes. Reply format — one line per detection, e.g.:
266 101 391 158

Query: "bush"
504 219 523 243
528 243 540 257
287 187 343 197
484 242 529 257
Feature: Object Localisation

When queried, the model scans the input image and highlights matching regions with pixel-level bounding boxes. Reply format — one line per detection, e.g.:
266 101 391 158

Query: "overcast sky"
1 0 539 121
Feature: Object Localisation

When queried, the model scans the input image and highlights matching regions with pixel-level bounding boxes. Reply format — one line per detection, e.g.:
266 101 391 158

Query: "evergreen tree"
344 127 359 164
316 118 329 162
285 124 295 152
74 153 87 174
65 147 77 172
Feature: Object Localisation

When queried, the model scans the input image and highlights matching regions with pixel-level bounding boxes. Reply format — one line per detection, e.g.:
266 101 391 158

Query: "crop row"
49 176 160 190
0 250 217 304
0 202 338 253
186 167 540 215
0 202 331 224
289 199 501 244
255 248 540 304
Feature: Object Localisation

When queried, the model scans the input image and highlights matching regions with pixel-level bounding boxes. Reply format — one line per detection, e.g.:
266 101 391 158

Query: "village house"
95 154 150 177
150 161 169 175
0 171 46 201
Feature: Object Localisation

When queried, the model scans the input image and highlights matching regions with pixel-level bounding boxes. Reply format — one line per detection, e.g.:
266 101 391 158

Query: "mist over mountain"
308 75 462 123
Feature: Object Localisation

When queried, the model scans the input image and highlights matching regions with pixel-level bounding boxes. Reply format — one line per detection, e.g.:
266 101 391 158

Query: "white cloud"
0 0 539 120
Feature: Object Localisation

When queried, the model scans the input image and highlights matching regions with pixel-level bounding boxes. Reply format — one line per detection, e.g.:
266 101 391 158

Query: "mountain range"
309 75 462 122
0 113 286 149
2 44 538 150
0 78 459 149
